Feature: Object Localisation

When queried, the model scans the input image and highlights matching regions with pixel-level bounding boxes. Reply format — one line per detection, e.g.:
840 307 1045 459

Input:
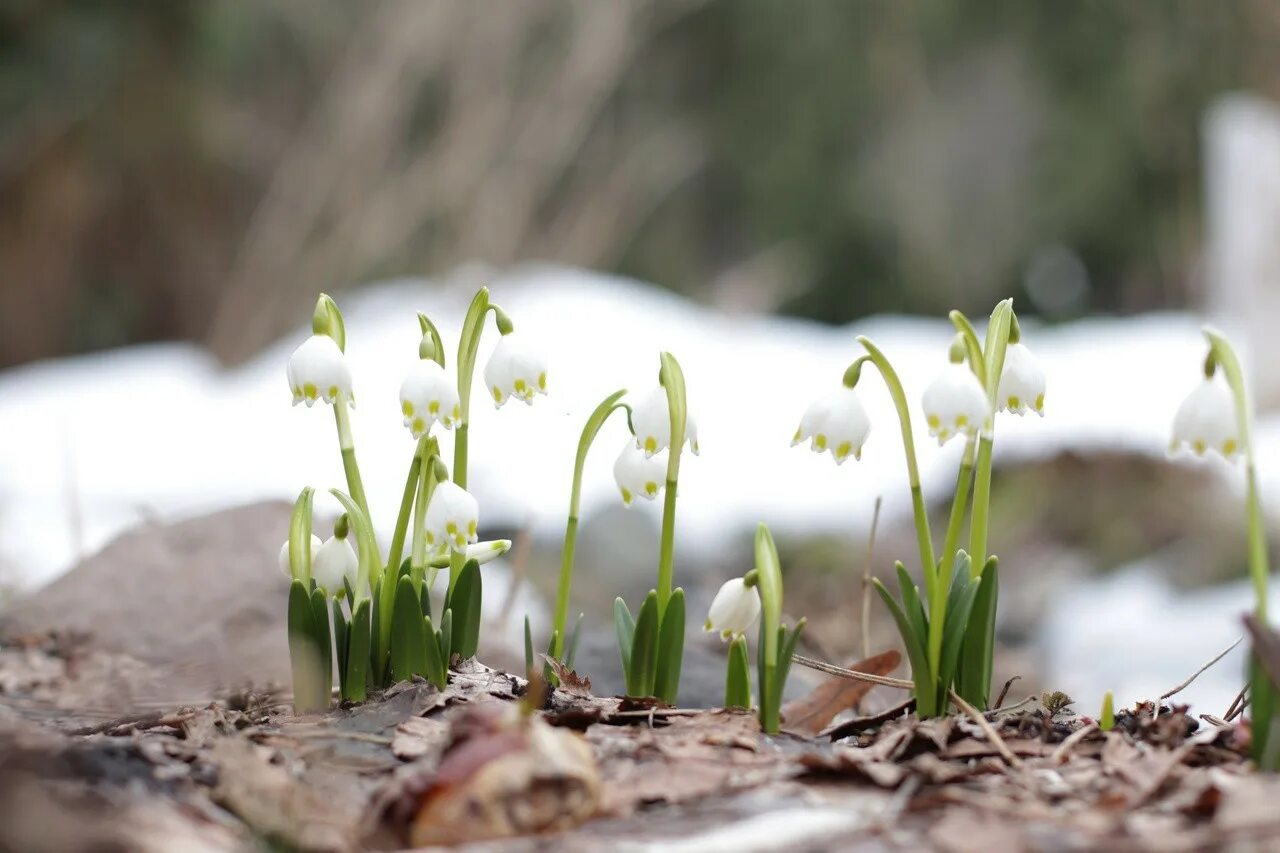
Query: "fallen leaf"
542 655 593 698
780 650 901 737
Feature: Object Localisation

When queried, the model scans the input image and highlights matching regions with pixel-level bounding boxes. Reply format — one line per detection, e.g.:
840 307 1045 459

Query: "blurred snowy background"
5 0 1280 715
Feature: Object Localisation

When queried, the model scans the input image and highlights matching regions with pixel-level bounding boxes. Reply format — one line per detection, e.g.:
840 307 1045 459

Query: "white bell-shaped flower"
287 334 353 407
922 363 990 446
424 481 480 553
613 442 667 506
632 387 700 458
997 342 1046 417
400 359 461 438
704 577 762 641
312 534 358 596
1171 378 1239 459
278 534 322 580
792 386 871 465
483 333 548 408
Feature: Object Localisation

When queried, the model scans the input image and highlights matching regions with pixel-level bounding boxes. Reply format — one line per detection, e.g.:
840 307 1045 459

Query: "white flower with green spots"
424 481 480 553
287 334 353 407
399 359 461 438
631 387 700 458
312 534 358 596
484 333 548 408
1171 378 1239 460
792 386 871 465
704 577 761 640
613 441 667 506
922 363 989 446
997 342 1046 417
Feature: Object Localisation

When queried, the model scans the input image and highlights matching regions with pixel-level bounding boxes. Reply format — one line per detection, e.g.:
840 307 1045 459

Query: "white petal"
821 387 871 464
705 577 761 640
613 442 666 506
922 363 990 444
632 387 697 457
793 396 832 447
286 335 352 406
278 535 322 580
1172 378 1239 459
400 359 461 436
484 333 547 408
312 535 357 594
997 343 1046 416
424 481 480 553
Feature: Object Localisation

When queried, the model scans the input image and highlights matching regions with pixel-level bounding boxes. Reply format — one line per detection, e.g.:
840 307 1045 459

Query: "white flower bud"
704 577 761 641
483 333 548 408
312 534 358 595
286 334 353 407
922 363 990 446
997 342 1046 417
1171 378 1239 460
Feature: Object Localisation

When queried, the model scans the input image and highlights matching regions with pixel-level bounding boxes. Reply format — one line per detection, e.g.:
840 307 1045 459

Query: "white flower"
613 442 667 506
632 387 700 457
922 363 990 445
400 359 461 438
1171 378 1239 459
483 333 548 408
312 534 358 595
287 334 353 407
278 534 321 580
792 386 871 465
997 342 1046 416
704 578 761 641
424 481 480 553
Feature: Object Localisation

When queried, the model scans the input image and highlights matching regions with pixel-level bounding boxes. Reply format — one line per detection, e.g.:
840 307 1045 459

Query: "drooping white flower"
632 387 700 457
997 342 1046 417
278 534 322 580
286 334 353 407
312 534 359 595
483 333 548 408
704 577 762 641
792 386 871 465
400 359 461 438
1171 378 1239 459
613 442 667 506
922 363 990 446
424 481 480 553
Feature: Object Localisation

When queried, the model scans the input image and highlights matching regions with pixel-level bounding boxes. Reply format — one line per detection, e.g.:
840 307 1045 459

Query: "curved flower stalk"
1176 329 1274 766
615 353 694 704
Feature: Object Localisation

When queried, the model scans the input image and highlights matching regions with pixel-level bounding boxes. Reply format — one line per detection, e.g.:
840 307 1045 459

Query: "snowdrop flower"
922 363 990 446
312 534 358 596
997 342 1046 416
792 386 871 465
424 481 480 553
278 534 322 580
1171 378 1239 459
484 333 548 408
704 577 761 641
632 387 700 457
613 442 667 506
287 334 353 407
400 359 461 438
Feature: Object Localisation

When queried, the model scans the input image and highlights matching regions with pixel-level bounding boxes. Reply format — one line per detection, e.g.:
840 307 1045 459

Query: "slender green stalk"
856 337 936 597
656 353 688 611
966 300 1014 569
754 524 784 733
968 437 995 575
385 440 427 579
333 397 372 530
553 390 629 659
928 437 976 671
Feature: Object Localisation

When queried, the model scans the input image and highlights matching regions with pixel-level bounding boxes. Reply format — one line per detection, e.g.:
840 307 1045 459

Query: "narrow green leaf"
523 615 534 677
614 597 635 679
287 579 326 713
449 559 482 659
390 576 428 682
343 599 370 702
654 589 686 704
543 630 559 684
369 580 387 688
310 587 332 700
565 613 584 670
288 487 315 586
873 578 937 716
332 599 349 694
628 591 660 697
437 607 453 670
895 562 929 645
939 572 983 698
774 618 806 715
958 557 999 708
422 615 445 687
725 635 751 709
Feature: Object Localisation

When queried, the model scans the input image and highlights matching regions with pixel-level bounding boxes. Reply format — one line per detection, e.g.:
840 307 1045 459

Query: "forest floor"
2 632 1278 852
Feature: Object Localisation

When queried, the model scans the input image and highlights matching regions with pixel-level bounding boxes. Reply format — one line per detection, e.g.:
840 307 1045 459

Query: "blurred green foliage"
1 0 1275 365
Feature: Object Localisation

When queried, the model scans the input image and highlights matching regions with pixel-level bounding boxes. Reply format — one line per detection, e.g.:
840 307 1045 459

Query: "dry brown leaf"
780 650 900 737
541 655 593 698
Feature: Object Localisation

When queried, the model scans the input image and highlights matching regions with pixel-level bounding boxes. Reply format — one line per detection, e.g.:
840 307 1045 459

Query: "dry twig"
949 689 1023 768
1160 637 1242 703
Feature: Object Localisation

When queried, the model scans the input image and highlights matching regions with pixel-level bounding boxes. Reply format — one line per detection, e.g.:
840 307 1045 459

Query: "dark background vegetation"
3 0 1277 367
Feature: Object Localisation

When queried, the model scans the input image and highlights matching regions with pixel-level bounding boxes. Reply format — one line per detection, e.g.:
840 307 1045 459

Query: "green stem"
928 437 976 670
967 300 1014 569
968 437 994 576
386 439 426 579
857 337 936 598
453 423 469 491
333 397 372 533
657 482 679 609
656 354 688 612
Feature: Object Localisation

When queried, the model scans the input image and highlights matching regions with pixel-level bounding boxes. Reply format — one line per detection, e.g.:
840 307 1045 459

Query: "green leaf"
422 615 446 687
449 559 482 659
328 489 379 601
939 571 983 701
543 630 559 684
895 562 929 646
310 587 332 698
523 615 534 677
390 576 427 682
332 599 349 694
614 597 635 679
369 580 387 688
873 578 937 716
958 557 999 708
287 579 327 713
628 591 660 697
565 612 584 670
343 599 370 702
437 607 453 669
775 618 806 714
725 635 751 709
654 588 686 704
288 487 316 586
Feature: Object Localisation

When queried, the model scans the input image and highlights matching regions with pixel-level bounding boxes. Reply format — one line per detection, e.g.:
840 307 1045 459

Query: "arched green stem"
553 389 630 660
385 438 428 580
656 353 688 612
856 337 936 597
452 287 513 490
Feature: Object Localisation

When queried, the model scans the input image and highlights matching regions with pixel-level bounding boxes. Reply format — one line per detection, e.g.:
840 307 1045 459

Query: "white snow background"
2 265 1276 715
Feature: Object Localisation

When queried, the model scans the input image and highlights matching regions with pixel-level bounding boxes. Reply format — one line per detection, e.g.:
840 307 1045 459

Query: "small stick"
988 695 1035 718
1160 637 1242 702
861 497 883 660
993 676 1021 711
822 697 916 740
1200 714 1230 728
792 654 914 691
250 729 393 745
1225 685 1248 722
949 689 1022 768
1049 722 1097 764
